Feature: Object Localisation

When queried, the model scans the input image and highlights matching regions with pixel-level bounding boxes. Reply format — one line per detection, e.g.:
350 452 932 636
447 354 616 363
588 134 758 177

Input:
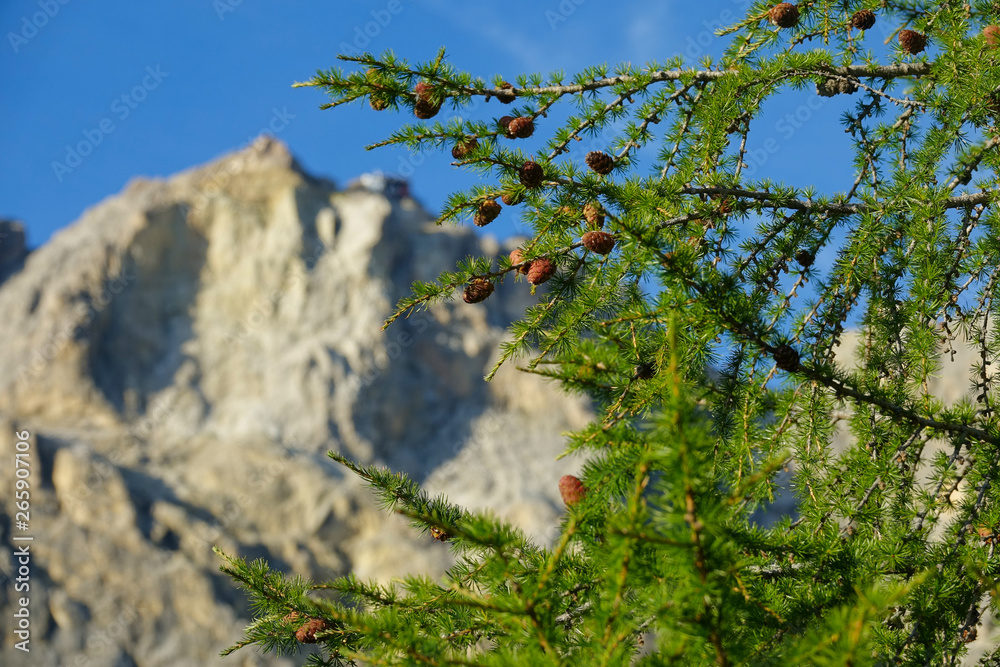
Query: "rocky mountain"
0 137 590 666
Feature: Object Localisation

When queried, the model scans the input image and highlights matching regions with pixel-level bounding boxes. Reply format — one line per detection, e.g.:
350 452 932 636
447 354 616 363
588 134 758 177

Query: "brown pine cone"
769 3 800 29
519 161 545 188
506 116 535 139
413 81 441 119
526 257 556 285
583 201 605 228
582 230 616 255
772 344 800 372
985 25 1000 47
495 81 516 104
509 248 531 274
501 190 523 206
850 10 876 31
451 137 479 159
559 475 587 506
898 29 927 54
634 361 656 379
295 618 329 644
816 77 858 97
462 278 495 304
414 98 441 119
474 199 502 227
585 151 614 175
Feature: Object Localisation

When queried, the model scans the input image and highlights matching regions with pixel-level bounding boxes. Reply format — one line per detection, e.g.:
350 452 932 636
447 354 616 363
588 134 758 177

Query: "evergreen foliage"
218 3 1000 664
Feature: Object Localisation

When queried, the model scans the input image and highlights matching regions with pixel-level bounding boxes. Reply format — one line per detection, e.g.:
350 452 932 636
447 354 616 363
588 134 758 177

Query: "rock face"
0 137 590 666
0 219 29 285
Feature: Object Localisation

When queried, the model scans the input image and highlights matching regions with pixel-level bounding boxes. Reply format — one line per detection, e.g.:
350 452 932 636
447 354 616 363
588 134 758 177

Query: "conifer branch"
227 4 1000 664
444 63 935 99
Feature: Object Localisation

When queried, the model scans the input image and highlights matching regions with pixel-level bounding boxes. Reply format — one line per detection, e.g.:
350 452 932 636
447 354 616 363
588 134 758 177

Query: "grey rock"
0 137 590 665
0 219 29 285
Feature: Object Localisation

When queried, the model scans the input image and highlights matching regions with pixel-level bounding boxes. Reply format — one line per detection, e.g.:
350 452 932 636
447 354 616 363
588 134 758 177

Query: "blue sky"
1 0 867 249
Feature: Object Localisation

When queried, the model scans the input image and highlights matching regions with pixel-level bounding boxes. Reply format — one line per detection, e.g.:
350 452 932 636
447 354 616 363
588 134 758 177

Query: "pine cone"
413 81 441 119
773 344 800 372
295 618 329 644
519 161 545 188
583 201 605 228
850 9 876 31
582 230 616 255
898 29 927 55
527 257 556 285
985 25 1000 47
414 98 441 119
451 137 479 159
506 117 535 139
559 475 587 506
988 90 1000 117
585 151 614 175
501 190 523 206
816 77 858 97
555 205 575 219
769 3 800 29
414 81 433 103
495 81 516 104
366 68 391 110
474 199 502 227
462 278 495 304
795 249 815 268
634 361 656 380
509 248 531 274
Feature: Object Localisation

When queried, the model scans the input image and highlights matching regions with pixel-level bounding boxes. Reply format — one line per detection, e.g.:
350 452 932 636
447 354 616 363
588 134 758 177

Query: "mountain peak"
0 138 588 666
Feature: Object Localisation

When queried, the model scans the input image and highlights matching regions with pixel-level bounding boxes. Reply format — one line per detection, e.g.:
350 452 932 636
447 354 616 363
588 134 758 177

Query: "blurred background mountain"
0 137 591 666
